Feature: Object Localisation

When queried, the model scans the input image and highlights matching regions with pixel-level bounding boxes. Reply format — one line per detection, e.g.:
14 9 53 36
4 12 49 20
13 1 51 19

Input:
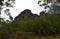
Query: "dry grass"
16 31 60 39
29 35 60 39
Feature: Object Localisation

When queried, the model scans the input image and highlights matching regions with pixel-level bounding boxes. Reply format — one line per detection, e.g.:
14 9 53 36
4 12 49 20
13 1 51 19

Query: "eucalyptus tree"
38 0 52 13
38 0 60 14
0 0 15 22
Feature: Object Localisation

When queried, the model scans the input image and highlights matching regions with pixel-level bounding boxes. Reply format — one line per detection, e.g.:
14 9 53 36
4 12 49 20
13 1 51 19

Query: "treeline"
0 13 60 39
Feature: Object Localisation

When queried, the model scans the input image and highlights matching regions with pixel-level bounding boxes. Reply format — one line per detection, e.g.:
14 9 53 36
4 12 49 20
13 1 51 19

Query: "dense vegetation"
0 13 60 39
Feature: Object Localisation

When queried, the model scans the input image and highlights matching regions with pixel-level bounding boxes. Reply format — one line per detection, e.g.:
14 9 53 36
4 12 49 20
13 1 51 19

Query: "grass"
29 35 60 39
16 31 60 39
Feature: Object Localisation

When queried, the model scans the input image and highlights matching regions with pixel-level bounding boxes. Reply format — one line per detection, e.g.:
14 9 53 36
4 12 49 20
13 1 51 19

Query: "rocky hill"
14 9 38 21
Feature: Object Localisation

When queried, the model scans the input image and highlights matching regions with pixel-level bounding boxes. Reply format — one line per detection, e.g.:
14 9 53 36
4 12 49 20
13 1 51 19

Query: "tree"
38 0 60 14
0 0 15 22
38 0 51 8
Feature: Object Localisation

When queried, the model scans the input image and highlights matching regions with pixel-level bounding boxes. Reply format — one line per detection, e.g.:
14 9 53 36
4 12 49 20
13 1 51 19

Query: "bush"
0 13 60 39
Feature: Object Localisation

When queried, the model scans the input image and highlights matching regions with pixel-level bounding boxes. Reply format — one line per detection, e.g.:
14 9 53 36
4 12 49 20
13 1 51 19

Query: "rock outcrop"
14 9 38 21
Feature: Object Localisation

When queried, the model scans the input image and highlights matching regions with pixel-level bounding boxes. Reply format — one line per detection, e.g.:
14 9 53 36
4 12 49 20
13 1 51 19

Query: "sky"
1 0 47 21
1 0 60 22
10 0 45 18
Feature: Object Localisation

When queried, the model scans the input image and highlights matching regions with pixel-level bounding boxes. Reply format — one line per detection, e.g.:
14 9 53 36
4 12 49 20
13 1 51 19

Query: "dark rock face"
14 9 38 21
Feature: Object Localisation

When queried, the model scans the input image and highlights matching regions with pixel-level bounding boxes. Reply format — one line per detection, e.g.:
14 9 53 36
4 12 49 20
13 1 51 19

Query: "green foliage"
0 13 60 39
12 13 60 35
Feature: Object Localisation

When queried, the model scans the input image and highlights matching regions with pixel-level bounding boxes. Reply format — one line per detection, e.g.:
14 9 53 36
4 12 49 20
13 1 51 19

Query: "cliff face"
14 9 38 21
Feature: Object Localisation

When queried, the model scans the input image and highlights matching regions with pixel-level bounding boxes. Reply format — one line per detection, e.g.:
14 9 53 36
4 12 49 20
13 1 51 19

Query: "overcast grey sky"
1 0 48 21
10 0 45 18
